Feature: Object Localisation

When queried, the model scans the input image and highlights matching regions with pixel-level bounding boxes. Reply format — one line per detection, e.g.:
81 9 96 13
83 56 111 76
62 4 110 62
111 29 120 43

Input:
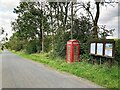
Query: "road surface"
2 50 102 88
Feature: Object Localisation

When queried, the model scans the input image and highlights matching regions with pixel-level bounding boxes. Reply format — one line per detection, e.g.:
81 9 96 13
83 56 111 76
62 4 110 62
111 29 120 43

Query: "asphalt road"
2 50 102 88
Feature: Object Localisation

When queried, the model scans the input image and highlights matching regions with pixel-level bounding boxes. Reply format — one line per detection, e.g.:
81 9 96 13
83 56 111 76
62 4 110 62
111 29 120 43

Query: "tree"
0 27 8 43
0 27 4 34
12 2 50 52
7 32 27 51
9 1 98 57
76 0 116 38
99 25 115 39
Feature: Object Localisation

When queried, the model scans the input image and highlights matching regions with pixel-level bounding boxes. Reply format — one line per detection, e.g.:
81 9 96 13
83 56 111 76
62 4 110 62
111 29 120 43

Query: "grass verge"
12 51 119 89
0 50 2 53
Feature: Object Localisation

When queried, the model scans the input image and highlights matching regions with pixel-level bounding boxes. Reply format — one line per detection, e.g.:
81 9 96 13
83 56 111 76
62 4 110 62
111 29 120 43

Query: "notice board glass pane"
105 43 113 57
90 43 96 54
96 43 103 56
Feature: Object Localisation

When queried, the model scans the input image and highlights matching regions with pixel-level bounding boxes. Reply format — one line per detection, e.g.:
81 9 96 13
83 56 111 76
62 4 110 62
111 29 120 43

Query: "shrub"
14 43 23 51
114 39 120 62
26 40 37 54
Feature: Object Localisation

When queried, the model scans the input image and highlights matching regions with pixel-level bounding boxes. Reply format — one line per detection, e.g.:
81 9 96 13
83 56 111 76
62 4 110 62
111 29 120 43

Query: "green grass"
0 50 2 53
13 51 119 89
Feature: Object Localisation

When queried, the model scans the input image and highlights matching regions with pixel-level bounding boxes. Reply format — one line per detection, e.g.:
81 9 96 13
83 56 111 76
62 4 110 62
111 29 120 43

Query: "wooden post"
107 58 112 67
109 58 112 67
100 57 102 65
92 56 95 64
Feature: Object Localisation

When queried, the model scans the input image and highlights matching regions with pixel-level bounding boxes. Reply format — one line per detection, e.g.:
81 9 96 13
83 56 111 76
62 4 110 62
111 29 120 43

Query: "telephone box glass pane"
67 46 71 62
74 46 78 61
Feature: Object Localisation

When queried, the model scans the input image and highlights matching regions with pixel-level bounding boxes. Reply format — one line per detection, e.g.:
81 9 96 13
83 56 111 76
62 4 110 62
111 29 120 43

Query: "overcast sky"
0 0 119 41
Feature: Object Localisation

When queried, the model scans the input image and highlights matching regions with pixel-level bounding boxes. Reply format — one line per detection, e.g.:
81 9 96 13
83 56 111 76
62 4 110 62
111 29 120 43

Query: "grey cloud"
99 4 118 24
0 0 19 10
0 11 17 21
0 0 19 40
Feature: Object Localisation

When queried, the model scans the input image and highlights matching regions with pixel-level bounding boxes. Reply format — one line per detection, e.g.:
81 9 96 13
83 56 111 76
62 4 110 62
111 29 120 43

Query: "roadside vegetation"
1 1 119 89
12 51 118 89
0 50 2 53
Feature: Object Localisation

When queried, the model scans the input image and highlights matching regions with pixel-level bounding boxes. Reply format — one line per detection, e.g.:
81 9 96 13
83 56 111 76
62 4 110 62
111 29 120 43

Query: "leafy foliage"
26 40 37 54
114 39 120 62
7 33 26 51
6 1 118 63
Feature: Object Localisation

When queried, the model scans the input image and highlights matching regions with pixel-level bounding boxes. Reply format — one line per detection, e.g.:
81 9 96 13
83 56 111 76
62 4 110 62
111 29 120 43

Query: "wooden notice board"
89 39 115 58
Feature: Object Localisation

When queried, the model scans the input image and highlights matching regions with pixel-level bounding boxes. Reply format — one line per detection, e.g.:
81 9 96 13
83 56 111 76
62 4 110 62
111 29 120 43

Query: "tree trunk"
50 6 54 53
40 24 42 52
93 1 100 38
64 2 69 32
42 16 44 53
57 2 59 28
71 2 73 39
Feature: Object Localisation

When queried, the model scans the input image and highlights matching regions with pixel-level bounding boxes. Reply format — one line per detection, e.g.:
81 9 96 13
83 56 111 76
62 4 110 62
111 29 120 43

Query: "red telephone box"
66 39 80 63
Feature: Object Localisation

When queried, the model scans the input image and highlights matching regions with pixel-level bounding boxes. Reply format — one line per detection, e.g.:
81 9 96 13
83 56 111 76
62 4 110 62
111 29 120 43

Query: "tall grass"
0 50 2 53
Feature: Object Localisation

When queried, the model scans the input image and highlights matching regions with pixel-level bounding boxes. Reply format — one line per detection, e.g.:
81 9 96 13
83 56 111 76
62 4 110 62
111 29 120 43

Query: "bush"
115 39 120 62
15 43 23 51
9 42 23 51
26 40 37 54
53 31 70 58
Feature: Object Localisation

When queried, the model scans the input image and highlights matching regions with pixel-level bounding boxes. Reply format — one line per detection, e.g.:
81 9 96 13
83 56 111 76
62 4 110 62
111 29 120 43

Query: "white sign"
90 43 96 54
105 43 113 57
96 43 103 56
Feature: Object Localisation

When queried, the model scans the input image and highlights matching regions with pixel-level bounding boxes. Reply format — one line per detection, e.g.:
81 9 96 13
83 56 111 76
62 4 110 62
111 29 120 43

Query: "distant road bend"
2 50 102 88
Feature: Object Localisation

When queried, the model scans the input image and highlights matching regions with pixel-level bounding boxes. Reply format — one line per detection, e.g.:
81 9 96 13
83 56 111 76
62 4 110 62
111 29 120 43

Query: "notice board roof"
89 39 115 43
